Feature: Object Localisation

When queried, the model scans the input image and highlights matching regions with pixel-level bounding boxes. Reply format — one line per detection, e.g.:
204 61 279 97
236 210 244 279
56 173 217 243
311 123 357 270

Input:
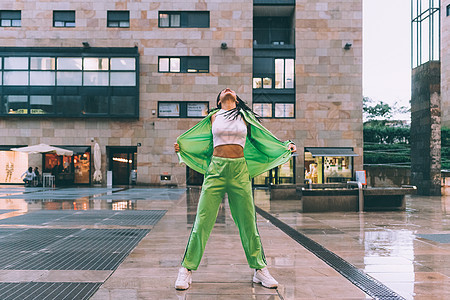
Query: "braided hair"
212 90 261 122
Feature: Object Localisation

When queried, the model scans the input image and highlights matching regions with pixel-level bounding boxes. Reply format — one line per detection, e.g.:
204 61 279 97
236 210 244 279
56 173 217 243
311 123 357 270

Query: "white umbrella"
93 143 102 182
11 143 73 156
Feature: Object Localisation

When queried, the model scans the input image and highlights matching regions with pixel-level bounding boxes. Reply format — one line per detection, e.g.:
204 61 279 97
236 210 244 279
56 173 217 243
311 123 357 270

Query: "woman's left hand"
288 143 297 153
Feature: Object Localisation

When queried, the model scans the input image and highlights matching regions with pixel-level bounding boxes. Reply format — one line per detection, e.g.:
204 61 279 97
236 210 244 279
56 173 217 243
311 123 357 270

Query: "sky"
363 0 412 120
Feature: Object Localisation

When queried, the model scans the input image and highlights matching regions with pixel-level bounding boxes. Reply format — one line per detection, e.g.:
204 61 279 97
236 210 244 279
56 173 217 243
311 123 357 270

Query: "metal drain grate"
0 210 167 226
417 233 450 244
255 206 406 300
0 228 149 270
0 282 101 300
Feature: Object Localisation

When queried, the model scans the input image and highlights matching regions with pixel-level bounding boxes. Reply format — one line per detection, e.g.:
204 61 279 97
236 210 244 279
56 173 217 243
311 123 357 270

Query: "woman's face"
219 88 237 104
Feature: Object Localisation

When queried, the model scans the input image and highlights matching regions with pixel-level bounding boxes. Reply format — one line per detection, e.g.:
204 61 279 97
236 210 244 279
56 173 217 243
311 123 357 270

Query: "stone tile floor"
0 185 449 299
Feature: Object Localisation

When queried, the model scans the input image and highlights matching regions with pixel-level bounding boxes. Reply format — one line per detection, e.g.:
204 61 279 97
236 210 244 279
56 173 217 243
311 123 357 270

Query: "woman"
174 88 296 290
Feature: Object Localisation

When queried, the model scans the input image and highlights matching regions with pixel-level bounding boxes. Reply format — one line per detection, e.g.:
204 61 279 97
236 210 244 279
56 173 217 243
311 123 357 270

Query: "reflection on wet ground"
0 185 184 300
0 185 449 299
255 189 450 300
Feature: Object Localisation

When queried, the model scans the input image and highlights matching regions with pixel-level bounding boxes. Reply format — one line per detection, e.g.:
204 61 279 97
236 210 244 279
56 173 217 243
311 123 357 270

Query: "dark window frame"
0 47 139 119
107 11 130 28
157 101 209 118
53 10 76 27
158 56 209 73
0 10 21 27
252 101 295 119
158 11 210 28
253 57 294 90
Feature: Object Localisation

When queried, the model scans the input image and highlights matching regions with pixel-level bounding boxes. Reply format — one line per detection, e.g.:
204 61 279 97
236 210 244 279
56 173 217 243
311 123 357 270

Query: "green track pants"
182 156 267 270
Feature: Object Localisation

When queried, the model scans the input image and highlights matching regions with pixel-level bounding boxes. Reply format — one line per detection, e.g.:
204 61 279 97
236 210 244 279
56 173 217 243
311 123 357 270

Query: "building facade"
442 0 450 126
0 0 362 186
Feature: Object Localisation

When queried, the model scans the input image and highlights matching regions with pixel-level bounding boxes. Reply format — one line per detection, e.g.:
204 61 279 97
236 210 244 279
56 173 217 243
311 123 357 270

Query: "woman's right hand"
174 143 180 153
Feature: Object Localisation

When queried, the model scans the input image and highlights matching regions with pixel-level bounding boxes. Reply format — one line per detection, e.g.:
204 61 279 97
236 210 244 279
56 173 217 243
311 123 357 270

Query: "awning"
305 147 359 157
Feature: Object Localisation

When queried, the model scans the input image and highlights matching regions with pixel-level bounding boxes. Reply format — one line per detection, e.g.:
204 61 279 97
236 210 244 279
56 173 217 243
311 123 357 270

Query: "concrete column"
411 61 441 195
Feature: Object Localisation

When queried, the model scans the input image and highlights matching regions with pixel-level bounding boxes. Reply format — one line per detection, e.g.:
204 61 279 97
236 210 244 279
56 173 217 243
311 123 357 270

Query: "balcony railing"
253 28 294 46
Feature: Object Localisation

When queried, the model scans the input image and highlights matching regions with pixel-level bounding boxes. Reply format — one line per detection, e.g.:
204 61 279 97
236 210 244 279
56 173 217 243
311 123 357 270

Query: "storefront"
253 158 295 186
0 146 28 184
43 146 91 185
304 147 358 184
107 146 137 185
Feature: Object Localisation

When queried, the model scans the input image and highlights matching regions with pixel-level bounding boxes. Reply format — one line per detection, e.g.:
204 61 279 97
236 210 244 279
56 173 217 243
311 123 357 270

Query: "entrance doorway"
108 146 137 185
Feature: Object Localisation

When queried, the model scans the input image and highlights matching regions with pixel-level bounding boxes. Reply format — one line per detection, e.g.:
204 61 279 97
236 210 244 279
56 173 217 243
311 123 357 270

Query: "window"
253 58 294 89
253 102 294 118
3 95 28 114
30 95 53 114
275 103 294 118
158 102 209 118
158 56 209 73
275 58 294 89
253 103 272 118
0 47 139 118
107 11 130 28
159 11 209 28
447 5 450 16
304 148 357 184
0 10 21 27
53 11 75 27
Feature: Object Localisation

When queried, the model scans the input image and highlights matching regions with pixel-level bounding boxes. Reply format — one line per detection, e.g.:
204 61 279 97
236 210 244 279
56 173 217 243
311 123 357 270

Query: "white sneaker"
175 267 192 290
253 267 278 288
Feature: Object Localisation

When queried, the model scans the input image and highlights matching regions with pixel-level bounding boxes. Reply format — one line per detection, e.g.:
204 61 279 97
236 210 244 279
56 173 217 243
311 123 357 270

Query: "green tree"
363 97 410 122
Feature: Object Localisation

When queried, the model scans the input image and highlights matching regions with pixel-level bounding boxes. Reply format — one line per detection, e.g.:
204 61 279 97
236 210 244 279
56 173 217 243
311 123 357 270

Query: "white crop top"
212 109 247 148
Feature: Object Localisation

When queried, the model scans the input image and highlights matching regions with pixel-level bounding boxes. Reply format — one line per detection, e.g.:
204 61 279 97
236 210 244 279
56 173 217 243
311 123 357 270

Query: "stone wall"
364 165 411 187
441 0 450 127
0 0 363 186
411 61 441 195
294 0 363 184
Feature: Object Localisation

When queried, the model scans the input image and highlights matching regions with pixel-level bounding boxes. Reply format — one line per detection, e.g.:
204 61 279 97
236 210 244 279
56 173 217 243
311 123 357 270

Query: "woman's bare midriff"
213 144 244 158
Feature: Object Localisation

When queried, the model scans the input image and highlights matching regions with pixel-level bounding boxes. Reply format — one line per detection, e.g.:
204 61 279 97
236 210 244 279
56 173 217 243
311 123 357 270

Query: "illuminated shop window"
304 148 357 184
0 150 28 184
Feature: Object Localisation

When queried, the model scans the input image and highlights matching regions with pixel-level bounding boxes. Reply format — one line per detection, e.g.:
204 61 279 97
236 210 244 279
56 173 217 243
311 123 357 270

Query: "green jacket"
176 109 294 178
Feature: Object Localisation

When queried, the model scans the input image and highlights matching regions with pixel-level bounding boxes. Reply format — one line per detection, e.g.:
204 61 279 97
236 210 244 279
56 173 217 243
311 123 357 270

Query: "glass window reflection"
30 57 55 70
4 71 28 85
110 96 135 115
253 103 272 118
57 72 82 85
30 95 53 114
57 57 82 70
83 95 108 114
30 71 55 85
84 58 109 70
4 57 28 69
110 58 135 70
110 72 135 86
83 72 109 86
275 103 294 118
4 95 28 114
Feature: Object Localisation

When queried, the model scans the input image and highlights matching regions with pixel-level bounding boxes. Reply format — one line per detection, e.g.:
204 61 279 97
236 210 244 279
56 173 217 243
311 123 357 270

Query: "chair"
42 173 55 188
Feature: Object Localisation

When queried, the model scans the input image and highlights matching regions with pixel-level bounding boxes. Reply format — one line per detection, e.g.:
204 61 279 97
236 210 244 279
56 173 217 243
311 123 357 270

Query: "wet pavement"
0 185 449 299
